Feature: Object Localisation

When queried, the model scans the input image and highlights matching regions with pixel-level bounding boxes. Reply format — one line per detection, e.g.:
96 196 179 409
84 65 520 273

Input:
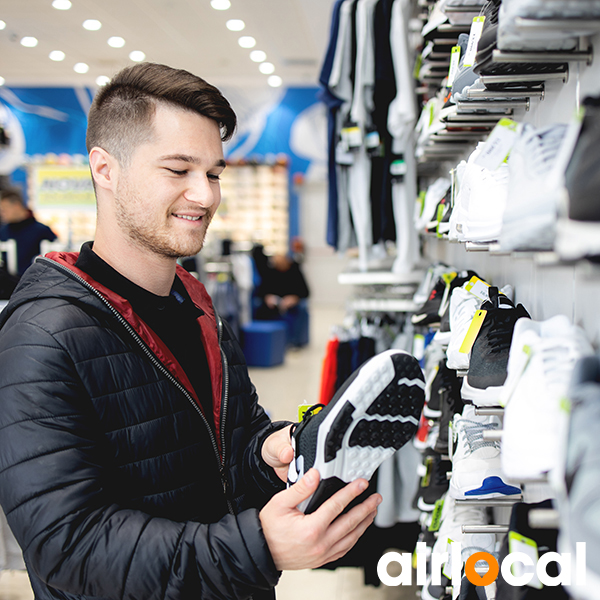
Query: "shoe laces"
534 338 586 388
291 403 325 437
457 419 500 453
485 312 516 354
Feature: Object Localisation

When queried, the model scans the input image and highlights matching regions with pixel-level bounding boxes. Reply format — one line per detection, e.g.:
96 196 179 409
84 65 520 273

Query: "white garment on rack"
392 136 420 273
350 0 379 126
329 0 356 104
374 442 422 527
388 0 418 149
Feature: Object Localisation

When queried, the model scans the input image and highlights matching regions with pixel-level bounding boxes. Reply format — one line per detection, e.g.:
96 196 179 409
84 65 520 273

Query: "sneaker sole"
296 349 425 513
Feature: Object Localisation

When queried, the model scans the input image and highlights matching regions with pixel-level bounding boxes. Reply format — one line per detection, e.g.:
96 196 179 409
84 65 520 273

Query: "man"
0 187 57 275
0 63 380 600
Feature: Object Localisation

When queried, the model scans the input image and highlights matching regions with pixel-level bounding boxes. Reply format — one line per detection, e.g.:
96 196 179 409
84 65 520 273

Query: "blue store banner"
0 85 327 240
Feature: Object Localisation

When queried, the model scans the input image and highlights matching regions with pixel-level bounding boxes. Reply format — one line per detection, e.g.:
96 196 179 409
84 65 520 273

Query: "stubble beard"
114 185 213 259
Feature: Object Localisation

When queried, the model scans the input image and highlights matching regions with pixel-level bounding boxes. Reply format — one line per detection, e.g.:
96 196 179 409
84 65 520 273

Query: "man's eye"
166 168 187 175
208 173 221 181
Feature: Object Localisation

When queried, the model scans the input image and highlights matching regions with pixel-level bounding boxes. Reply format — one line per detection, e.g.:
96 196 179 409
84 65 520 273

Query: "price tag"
297 403 322 422
459 309 487 354
341 124 362 149
463 16 486 68
474 118 521 171
464 275 490 301
429 498 445 532
447 46 462 88
509 532 543 589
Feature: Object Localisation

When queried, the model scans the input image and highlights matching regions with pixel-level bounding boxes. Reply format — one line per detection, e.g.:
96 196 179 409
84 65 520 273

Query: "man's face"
112 103 225 259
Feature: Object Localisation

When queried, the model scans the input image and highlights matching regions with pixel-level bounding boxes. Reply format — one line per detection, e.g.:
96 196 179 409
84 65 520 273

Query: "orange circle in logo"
464 552 499 587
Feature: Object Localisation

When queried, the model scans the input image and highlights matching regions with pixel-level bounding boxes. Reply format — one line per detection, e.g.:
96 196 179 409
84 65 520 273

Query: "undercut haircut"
86 62 237 167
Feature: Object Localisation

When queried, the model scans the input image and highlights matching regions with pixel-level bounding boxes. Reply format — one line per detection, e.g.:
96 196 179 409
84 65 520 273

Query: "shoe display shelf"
209 160 290 257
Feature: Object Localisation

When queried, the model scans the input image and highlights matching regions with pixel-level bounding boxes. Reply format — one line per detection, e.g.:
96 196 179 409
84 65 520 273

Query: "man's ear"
89 147 118 191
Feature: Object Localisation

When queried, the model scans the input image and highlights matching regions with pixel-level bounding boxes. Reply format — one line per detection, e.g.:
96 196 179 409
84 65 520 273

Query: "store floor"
0 305 418 600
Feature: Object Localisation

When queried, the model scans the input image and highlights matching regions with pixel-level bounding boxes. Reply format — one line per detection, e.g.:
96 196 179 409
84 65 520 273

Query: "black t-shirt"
75 242 214 428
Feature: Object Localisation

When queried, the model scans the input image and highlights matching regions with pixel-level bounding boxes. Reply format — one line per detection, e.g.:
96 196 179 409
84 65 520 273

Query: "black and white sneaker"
287 349 425 514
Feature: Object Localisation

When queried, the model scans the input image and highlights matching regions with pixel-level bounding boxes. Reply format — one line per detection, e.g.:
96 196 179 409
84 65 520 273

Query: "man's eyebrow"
159 155 226 169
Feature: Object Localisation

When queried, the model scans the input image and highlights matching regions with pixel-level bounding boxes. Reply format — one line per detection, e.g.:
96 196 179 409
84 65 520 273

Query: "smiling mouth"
173 214 202 221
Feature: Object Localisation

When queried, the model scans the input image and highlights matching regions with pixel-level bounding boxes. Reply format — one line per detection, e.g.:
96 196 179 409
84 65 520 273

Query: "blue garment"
318 0 345 249
0 216 57 275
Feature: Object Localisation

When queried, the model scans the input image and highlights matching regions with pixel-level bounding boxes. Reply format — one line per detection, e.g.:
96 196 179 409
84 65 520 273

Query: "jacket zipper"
41 258 235 515
216 313 235 515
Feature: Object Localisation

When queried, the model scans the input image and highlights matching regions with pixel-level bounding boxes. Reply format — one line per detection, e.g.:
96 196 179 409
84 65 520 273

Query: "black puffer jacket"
0 252 287 600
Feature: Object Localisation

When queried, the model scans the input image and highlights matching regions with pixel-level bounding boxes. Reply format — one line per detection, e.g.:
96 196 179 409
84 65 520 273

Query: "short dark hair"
0 188 24 205
86 62 237 166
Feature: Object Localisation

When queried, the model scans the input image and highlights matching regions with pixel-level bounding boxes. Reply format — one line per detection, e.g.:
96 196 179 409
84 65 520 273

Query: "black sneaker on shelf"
434 365 464 457
412 272 459 327
461 287 530 406
557 95 600 262
287 349 425 514
414 449 452 512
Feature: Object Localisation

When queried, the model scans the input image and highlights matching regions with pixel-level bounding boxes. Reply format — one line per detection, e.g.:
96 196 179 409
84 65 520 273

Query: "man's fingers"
278 443 294 465
278 468 320 508
326 494 381 541
319 510 378 566
310 478 370 525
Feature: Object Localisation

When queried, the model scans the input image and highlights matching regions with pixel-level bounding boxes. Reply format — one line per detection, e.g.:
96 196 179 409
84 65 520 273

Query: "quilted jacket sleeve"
219 317 290 507
0 306 280 600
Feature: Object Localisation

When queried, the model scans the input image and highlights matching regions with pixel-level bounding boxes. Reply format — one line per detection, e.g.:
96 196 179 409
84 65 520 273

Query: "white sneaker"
415 177 452 233
500 123 569 252
451 144 509 243
431 495 497 581
497 0 579 51
449 406 521 499
500 315 592 482
445 286 481 372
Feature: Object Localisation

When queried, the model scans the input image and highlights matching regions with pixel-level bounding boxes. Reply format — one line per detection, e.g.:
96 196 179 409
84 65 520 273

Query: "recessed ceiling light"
74 62 89 74
107 36 125 48
268 75 282 88
129 50 146 62
250 50 266 63
49 50 66 61
226 19 245 31
259 62 275 74
238 36 256 49
0 20 6 30
20 37 38 48
211 0 231 9
52 0 72 9
83 19 102 31
96 75 110 86
0 77 5 87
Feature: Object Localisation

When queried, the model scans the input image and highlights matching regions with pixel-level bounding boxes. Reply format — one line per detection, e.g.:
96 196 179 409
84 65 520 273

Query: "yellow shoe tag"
459 309 487 354
464 275 490 301
429 498 445 532
297 403 322 422
509 532 543 589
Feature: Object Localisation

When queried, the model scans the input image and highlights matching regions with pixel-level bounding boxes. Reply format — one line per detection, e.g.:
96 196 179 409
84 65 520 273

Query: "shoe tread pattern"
366 354 425 418
325 403 355 462
349 419 418 450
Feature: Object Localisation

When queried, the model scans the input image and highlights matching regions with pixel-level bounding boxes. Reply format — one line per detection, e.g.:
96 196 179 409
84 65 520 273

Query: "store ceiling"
0 0 336 89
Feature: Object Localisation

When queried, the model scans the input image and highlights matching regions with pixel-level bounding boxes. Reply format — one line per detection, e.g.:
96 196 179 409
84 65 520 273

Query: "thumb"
280 468 320 508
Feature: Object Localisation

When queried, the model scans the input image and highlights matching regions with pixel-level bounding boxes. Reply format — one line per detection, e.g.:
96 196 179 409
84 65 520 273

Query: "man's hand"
261 425 294 482
259 468 381 571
